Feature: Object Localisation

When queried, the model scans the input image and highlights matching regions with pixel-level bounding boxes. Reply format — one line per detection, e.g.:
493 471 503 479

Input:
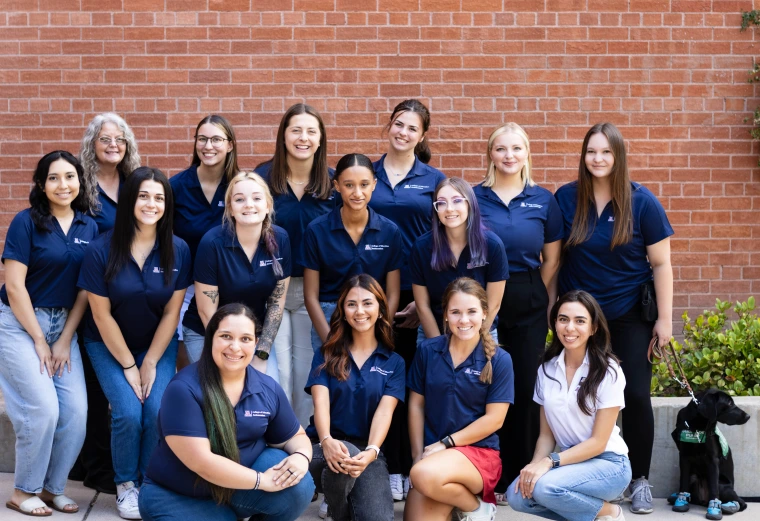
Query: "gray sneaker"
629 477 653 514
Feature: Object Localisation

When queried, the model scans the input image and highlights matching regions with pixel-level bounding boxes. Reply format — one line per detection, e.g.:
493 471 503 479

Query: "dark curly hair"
29 150 89 231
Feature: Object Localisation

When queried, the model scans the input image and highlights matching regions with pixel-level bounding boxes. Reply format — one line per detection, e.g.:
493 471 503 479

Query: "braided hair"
441 277 496 384
222 172 283 278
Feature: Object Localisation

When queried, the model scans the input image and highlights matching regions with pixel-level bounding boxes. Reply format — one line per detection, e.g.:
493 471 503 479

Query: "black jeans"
496 269 548 491
310 441 394 521
607 300 655 479
382 289 416 476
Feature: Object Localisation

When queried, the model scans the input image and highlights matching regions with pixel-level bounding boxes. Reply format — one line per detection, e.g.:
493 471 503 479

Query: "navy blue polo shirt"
91 178 122 234
182 224 292 336
371 155 447 290
474 183 563 273
407 335 514 450
170 165 228 263
299 207 404 302
145 364 300 498
0 209 98 309
255 161 336 278
305 344 406 441
410 230 509 329
78 232 193 354
556 181 674 321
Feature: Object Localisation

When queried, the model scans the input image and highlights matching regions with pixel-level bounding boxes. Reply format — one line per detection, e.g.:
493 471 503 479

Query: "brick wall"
1 0 759 323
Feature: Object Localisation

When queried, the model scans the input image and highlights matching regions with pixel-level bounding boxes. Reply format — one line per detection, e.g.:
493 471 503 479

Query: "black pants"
70 331 115 491
495 270 548 491
382 289 416 476
607 300 655 479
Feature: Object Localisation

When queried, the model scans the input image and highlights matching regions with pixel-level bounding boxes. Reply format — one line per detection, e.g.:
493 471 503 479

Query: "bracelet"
440 435 455 449
253 471 261 491
319 434 332 447
122 362 136 370
292 451 311 463
365 445 380 460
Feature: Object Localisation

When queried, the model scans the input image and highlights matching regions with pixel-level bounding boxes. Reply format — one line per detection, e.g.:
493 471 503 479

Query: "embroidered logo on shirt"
244 410 271 418
608 216 614 222
575 376 586 391
73 238 89 244
464 368 482 376
404 184 430 190
218 201 224 207
259 257 284 267
466 261 489 269
520 202 543 208
365 244 389 251
370 366 393 375
153 267 164 274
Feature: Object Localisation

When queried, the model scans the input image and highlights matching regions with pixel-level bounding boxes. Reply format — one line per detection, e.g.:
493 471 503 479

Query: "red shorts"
453 446 502 505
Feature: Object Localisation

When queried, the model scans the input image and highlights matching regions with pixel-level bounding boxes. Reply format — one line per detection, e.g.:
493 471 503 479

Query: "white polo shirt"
534 350 628 455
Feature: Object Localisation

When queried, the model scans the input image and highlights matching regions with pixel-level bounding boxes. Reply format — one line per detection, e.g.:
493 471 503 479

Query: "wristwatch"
254 349 270 361
549 452 561 469
440 435 456 449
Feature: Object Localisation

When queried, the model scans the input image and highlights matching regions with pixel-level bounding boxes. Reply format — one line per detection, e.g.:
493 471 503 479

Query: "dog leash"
647 335 699 405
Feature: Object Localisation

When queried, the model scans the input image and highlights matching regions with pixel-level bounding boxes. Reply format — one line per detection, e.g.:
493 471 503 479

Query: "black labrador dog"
670 388 750 516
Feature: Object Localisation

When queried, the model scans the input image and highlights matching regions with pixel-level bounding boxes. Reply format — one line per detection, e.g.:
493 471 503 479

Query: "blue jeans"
506 452 632 521
0 302 87 494
310 301 337 353
183 325 280 383
138 448 315 521
415 325 498 347
84 334 178 484
310 441 394 521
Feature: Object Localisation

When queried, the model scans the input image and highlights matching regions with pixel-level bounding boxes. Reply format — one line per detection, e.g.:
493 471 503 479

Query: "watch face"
255 350 269 361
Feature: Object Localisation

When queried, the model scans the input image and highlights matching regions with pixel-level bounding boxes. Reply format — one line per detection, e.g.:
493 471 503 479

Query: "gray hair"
78 113 141 212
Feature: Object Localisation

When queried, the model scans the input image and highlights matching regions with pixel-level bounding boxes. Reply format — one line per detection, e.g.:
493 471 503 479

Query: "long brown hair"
266 103 332 200
383 99 432 164
191 115 239 183
541 290 620 416
441 277 496 384
319 274 395 382
566 122 633 250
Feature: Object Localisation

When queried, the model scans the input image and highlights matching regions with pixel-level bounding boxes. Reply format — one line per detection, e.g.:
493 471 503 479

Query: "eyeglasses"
98 136 127 146
433 198 468 212
196 135 229 147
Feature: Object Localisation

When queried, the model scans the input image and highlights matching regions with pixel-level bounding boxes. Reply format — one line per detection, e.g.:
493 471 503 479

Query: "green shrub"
651 297 760 397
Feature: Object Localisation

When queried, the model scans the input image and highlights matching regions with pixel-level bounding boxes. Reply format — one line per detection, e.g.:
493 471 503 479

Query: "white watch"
365 445 380 460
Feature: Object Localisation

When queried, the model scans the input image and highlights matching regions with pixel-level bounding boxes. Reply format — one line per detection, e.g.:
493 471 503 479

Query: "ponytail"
415 140 431 164
261 215 283 278
479 326 496 384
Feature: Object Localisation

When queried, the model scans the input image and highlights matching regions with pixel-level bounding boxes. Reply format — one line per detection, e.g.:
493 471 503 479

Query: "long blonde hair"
222 172 283 277
482 122 534 189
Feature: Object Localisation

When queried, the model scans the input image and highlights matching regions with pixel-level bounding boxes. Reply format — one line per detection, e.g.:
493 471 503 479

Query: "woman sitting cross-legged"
138 303 315 521
306 274 405 521
404 277 514 521
506 290 632 521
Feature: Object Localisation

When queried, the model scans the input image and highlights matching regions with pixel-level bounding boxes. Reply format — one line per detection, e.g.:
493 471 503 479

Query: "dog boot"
667 493 677 505
672 492 690 512
706 499 722 520
720 502 740 515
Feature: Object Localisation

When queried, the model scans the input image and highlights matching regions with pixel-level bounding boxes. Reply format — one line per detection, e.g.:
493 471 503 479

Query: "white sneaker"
389 473 403 501
403 475 410 499
596 504 625 521
318 497 329 519
116 481 141 520
457 498 496 521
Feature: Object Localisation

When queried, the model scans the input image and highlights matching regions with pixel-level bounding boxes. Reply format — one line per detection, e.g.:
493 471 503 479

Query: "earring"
378 313 383 318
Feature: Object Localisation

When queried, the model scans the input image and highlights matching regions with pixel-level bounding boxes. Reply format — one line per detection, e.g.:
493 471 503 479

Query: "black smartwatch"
254 350 270 361
549 452 561 469
440 435 456 449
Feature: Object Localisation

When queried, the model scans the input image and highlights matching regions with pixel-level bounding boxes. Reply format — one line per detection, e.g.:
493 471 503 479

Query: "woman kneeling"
405 278 514 521
507 290 632 521
138 303 315 521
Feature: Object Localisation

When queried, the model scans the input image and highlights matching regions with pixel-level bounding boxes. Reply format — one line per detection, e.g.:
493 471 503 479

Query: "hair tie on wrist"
292 451 311 463
122 362 136 370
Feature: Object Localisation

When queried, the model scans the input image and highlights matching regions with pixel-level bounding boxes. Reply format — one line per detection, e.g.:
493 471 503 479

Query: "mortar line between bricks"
81 491 98 520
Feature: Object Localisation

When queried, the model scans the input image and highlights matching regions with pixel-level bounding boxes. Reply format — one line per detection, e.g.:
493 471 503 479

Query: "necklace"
385 164 408 177
287 177 307 185
133 243 155 262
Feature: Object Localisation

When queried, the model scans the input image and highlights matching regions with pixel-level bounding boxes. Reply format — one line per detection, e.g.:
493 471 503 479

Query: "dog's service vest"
678 426 729 457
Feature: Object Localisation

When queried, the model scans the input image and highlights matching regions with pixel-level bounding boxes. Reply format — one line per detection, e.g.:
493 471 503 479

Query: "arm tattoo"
258 280 287 354
203 290 219 304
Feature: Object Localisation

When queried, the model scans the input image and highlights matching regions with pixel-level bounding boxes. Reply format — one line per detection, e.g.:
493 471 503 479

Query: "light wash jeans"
139 448 315 521
506 451 632 521
0 301 87 494
84 335 178 485
183 325 279 382
415 325 499 347
272 277 315 427
310 301 338 354
176 284 195 341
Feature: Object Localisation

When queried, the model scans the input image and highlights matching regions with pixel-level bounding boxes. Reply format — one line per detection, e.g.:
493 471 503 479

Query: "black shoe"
83 477 117 495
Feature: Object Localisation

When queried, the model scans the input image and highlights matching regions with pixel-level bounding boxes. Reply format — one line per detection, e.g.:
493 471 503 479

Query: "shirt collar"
239 365 265 400
375 154 425 182
475 182 538 202
555 348 590 375
222 225 265 249
329 206 382 232
186 165 201 189
431 335 487 363
72 209 88 224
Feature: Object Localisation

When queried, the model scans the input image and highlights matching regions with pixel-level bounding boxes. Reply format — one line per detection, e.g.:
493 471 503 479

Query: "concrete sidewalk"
1 473 754 520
